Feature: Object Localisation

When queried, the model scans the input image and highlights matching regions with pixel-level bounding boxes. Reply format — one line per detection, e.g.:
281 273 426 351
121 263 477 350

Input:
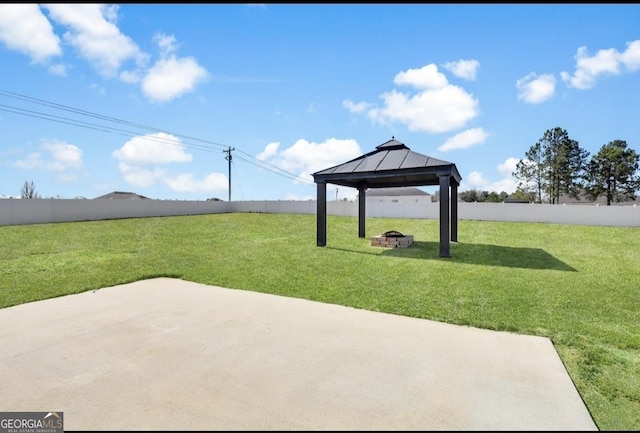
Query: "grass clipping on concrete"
0 212 639 430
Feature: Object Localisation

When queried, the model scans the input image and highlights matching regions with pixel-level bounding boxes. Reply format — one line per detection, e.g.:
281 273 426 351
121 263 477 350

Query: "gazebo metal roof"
312 138 462 257
313 138 461 188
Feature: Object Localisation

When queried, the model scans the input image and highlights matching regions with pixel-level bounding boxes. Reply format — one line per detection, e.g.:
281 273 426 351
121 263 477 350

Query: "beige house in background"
364 187 432 204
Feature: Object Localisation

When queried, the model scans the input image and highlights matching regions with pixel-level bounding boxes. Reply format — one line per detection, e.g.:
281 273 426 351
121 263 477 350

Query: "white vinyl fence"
0 198 638 227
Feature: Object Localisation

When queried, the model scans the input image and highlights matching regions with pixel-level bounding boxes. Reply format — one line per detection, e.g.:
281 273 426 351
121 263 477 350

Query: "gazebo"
312 138 462 257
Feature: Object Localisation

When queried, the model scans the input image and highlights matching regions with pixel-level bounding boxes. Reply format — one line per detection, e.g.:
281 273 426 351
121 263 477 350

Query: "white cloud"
42 141 83 169
118 162 227 193
14 153 46 170
113 132 226 193
43 4 147 78
258 138 362 183
117 162 166 188
112 133 193 164
342 99 372 114
488 177 517 195
257 142 280 160
460 158 519 195
141 55 209 103
139 32 209 103
516 72 556 104
438 127 490 152
352 63 480 134
154 33 178 56
368 86 479 134
462 171 489 190
0 4 62 63
2 5 207 103
560 40 640 89
497 157 519 178
442 59 480 81
163 172 228 193
14 139 83 172
393 64 449 89
620 39 640 72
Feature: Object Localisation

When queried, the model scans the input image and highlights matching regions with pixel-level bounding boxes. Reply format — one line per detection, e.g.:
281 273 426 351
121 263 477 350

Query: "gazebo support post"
438 174 451 258
358 185 366 238
316 181 326 246
451 183 458 242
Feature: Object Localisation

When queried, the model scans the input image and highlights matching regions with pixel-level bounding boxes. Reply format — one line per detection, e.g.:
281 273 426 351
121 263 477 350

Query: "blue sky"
1 4 639 201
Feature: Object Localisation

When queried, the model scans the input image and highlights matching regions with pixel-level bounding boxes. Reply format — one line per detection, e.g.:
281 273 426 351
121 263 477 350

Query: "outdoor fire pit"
371 230 414 248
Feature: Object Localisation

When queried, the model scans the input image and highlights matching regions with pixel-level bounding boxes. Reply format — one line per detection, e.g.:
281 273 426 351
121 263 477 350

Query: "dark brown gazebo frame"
312 138 462 257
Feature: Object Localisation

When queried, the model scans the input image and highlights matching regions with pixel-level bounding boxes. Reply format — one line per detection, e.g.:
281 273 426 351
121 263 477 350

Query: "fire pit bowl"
371 230 414 248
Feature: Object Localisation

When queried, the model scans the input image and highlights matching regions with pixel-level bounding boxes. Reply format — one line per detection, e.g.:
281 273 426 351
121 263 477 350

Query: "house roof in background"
558 193 639 206
94 191 150 200
366 187 430 197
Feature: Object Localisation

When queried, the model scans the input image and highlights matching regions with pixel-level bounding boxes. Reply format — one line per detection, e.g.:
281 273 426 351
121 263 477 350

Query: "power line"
0 89 316 186
0 104 221 157
232 152 313 184
0 104 119 135
0 89 228 152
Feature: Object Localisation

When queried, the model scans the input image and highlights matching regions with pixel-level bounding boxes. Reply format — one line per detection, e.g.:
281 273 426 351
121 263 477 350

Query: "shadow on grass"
328 241 577 271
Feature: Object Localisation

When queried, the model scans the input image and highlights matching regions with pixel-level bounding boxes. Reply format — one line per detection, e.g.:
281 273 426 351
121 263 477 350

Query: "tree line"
512 127 640 205
433 127 639 205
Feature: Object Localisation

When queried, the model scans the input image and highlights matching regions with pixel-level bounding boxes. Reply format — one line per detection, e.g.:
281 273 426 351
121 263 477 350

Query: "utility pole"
224 147 234 201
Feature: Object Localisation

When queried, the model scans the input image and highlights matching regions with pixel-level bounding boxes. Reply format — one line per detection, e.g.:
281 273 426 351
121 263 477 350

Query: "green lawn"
1 212 638 430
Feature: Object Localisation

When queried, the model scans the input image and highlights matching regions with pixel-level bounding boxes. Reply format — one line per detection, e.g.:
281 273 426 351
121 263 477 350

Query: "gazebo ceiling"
312 138 461 189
